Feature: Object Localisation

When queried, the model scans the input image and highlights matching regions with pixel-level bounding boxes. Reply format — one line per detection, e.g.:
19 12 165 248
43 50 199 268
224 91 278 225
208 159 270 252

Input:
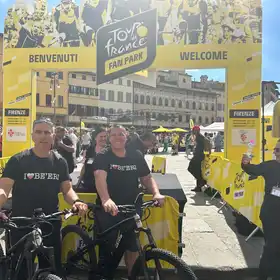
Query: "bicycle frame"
1 225 56 280
68 211 157 279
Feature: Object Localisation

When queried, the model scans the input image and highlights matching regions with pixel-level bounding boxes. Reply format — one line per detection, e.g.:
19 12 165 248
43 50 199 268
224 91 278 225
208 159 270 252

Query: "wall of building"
36 70 69 125
0 33 3 120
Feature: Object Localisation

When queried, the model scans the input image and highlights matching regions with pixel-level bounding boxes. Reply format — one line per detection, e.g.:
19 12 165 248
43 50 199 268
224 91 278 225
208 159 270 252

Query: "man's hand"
153 193 165 207
242 154 251 165
102 198 118 216
72 201 88 217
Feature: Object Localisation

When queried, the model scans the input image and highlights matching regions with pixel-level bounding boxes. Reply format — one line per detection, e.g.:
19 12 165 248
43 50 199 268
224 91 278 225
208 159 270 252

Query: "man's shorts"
94 209 139 252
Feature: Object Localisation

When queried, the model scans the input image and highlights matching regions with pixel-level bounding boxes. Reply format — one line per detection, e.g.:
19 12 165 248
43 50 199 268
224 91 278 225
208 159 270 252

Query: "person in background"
163 133 169 153
214 132 222 152
77 126 107 192
54 126 75 176
126 131 157 156
242 140 280 280
128 126 139 142
68 128 78 164
188 126 206 192
172 133 179 155
81 129 91 155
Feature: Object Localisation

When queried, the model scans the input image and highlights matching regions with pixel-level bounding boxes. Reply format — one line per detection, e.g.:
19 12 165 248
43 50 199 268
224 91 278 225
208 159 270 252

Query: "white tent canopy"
201 122 224 132
263 101 275 117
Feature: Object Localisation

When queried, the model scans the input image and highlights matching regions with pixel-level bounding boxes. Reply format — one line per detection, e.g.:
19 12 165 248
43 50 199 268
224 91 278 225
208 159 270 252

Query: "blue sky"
0 0 278 83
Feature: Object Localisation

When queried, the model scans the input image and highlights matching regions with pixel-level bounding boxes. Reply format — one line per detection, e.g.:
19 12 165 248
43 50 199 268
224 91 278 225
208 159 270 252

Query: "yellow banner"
202 155 264 228
59 193 179 265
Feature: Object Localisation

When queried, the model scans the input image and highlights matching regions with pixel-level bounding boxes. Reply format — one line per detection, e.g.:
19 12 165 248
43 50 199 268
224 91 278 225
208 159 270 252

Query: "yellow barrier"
0 157 11 176
59 193 180 265
151 156 166 175
202 155 264 228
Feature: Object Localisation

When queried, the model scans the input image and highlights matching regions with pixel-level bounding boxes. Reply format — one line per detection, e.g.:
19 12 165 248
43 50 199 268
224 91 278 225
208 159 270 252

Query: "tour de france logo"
96 9 157 85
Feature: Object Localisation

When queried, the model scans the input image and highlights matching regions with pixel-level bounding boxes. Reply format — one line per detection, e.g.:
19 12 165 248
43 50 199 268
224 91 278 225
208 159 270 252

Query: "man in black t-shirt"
93 125 164 278
0 118 87 279
54 126 75 174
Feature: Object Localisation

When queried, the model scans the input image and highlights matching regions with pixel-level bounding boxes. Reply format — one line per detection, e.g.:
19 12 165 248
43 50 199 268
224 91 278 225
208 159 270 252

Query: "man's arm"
60 180 79 205
0 178 14 208
59 138 75 153
94 170 110 203
140 174 160 196
241 162 266 177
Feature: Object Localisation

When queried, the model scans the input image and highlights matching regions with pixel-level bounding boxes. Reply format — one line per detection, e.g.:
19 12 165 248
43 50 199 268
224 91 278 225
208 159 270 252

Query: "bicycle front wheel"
130 248 197 280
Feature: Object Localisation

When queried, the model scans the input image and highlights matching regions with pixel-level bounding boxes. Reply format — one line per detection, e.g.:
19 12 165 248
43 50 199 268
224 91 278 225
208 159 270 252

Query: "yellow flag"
189 119 194 129
81 121 85 128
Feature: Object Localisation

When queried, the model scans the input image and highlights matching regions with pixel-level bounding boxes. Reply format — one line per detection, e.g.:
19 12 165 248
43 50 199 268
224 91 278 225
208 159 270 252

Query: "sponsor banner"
229 109 259 118
96 9 157 85
6 126 27 142
5 109 29 117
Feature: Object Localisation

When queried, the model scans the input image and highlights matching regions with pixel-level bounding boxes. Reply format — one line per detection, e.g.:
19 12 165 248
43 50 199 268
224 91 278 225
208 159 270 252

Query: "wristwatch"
73 199 84 205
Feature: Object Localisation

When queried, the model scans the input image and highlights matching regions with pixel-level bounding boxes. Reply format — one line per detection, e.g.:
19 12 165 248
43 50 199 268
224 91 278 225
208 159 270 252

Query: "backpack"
204 137 212 154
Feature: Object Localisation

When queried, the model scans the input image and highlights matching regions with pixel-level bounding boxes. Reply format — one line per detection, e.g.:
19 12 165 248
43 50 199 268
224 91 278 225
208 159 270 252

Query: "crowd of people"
0 118 164 280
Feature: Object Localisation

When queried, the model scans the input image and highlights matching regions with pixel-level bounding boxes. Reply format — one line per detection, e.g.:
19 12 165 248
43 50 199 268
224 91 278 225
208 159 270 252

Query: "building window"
134 94 139 103
58 95 63 107
205 117 209 124
158 98 162 106
198 116 202 124
211 117 215 123
72 73 76 78
192 102 196 109
92 75 96 82
119 78 122 85
146 96 150 105
178 100 182 108
140 95 145 104
58 72 63 80
165 98 168 106
36 93 40 106
152 97 157 106
126 92 132 103
152 112 156 119
198 102 202 110
186 101 189 109
140 111 144 116
117 91 123 102
211 103 215 111
183 78 186 83
36 72 39 77
100 107 105 116
205 103 209 110
179 115 182 122
46 72 52 78
171 99 175 107
46 94 52 107
100 89 106 100
82 75 86 80
108 90 114 101
127 80 131 86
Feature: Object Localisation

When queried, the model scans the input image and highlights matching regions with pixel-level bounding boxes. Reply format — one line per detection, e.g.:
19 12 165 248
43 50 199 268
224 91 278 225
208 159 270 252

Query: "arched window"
158 98 163 106
186 101 189 109
152 97 157 105
165 98 169 106
134 94 139 103
140 95 145 104
193 102 196 109
178 100 182 108
146 96 150 104
198 116 202 124
171 99 175 107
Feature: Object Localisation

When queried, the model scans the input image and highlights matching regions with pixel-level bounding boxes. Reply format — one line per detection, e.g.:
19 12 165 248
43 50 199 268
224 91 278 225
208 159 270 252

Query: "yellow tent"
171 128 187 133
152 126 171 133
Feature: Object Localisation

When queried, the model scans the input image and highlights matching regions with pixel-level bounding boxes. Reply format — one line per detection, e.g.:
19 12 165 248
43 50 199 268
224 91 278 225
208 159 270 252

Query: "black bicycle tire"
61 225 96 273
130 248 197 280
37 272 62 280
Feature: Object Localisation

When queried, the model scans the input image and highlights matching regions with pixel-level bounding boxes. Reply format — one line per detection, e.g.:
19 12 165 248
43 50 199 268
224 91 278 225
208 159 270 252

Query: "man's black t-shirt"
55 136 75 174
3 149 70 217
93 148 150 205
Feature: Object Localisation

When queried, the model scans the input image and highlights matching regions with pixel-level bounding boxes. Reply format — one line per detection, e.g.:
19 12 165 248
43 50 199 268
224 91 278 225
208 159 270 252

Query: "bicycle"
0 207 76 280
62 193 197 280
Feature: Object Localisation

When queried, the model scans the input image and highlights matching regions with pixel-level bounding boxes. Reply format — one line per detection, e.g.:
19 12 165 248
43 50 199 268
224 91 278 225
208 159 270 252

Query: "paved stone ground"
144 152 263 279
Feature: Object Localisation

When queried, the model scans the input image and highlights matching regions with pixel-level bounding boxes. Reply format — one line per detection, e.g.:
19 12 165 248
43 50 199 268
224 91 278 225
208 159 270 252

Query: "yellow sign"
59 193 179 262
202 154 264 228
3 0 262 163
151 156 166 175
